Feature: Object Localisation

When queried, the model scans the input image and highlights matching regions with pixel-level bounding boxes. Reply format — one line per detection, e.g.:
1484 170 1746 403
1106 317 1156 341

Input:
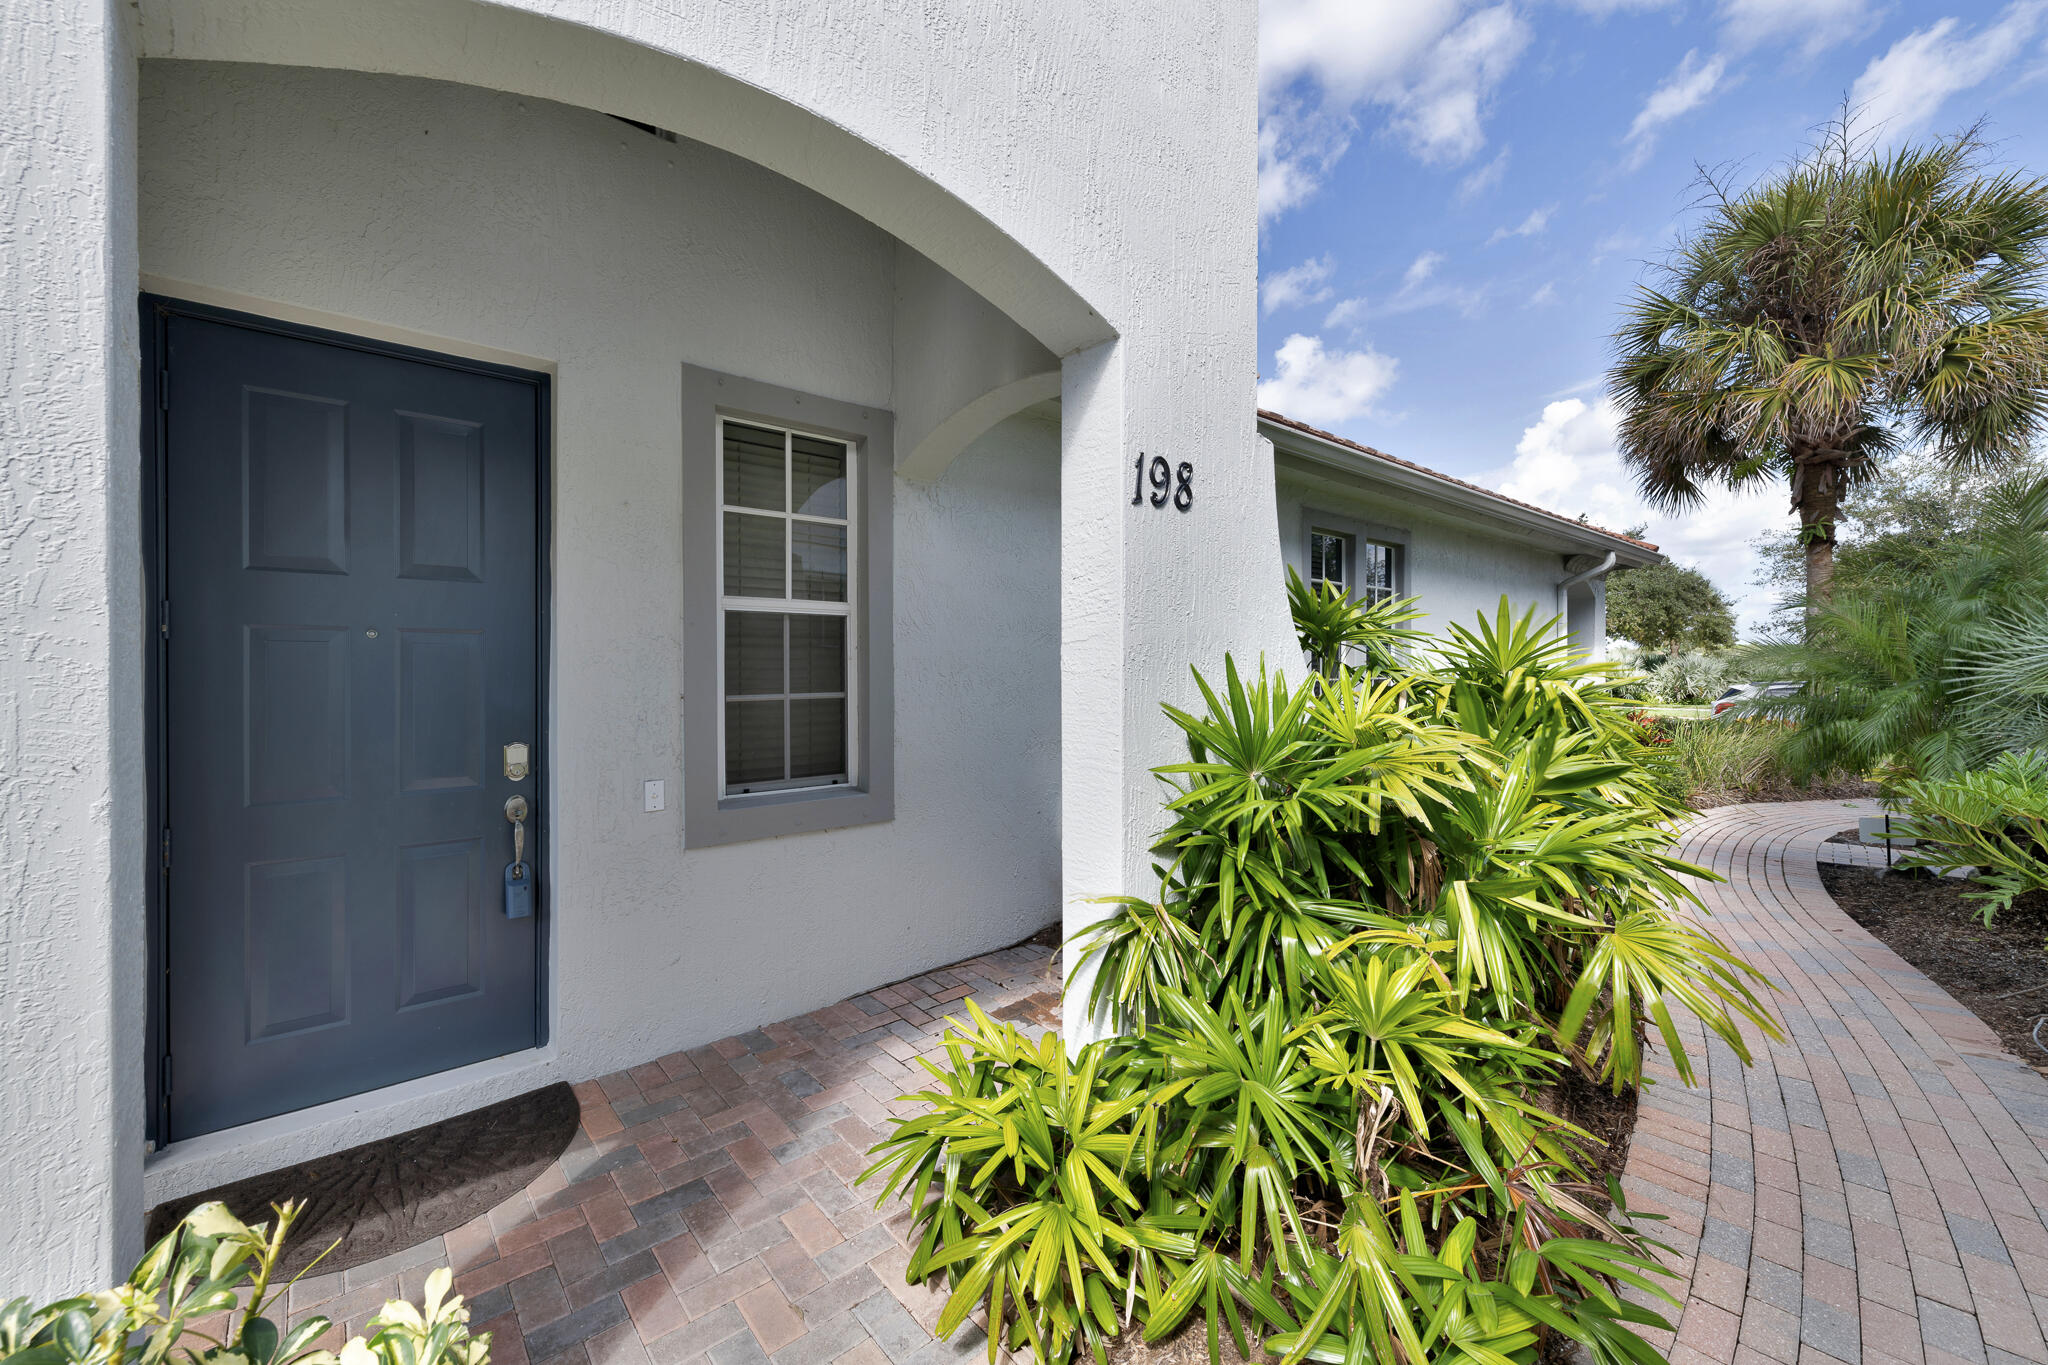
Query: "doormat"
145 1082 581 1277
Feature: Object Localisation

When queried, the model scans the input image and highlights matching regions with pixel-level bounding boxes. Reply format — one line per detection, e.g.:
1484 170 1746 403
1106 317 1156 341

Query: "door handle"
503 796 533 919
505 794 529 859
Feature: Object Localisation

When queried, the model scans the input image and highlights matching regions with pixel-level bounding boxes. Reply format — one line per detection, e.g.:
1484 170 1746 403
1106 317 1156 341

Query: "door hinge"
159 599 170 640
159 1053 172 1095
160 827 171 872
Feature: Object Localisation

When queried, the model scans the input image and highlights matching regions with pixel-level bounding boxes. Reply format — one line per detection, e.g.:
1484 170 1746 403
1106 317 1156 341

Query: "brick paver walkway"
285 940 1060 1365
1625 800 2048 1365
285 799 2048 1365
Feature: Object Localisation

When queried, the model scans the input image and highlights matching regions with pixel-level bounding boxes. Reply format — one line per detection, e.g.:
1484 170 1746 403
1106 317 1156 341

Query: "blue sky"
1255 0 2048 630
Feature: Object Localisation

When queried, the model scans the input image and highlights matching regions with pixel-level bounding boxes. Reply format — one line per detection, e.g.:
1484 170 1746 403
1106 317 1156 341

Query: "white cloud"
1323 297 1368 330
1391 6 1533 164
1261 0 1468 99
1315 256 1486 330
1389 262 1489 319
1589 227 1643 266
1560 0 1676 13
1257 334 1401 426
1259 106 1353 221
1718 0 1876 58
1487 203 1555 243
1488 395 1787 629
1458 146 1512 200
1545 374 1605 399
1259 1 1530 221
1526 281 1558 306
1623 50 1727 170
1849 3 2048 142
1262 254 1337 315
1403 251 1447 287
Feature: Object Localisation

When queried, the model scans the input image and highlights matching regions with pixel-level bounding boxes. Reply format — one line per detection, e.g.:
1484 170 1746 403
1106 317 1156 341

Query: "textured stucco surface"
1276 473 1584 645
136 61 1065 1186
125 0 1292 962
0 0 146 1301
15 0 1284 1276
893 245 1060 482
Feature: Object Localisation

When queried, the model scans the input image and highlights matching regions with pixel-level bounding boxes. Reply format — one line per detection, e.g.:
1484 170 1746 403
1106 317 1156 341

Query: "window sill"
686 781 893 848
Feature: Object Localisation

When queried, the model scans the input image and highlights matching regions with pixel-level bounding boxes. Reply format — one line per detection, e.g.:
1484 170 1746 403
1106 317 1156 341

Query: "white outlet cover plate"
644 779 666 812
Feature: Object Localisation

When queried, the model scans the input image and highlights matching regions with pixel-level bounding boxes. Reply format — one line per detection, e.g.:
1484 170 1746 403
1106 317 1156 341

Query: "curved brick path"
1625 800 2048 1365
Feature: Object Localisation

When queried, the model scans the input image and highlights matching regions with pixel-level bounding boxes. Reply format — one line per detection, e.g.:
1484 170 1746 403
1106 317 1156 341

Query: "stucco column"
1058 344 1297 1045
1058 343 1127 1044
0 0 145 1298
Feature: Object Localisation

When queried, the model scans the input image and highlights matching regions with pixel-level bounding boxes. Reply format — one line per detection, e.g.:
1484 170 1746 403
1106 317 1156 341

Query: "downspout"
1555 551 1617 647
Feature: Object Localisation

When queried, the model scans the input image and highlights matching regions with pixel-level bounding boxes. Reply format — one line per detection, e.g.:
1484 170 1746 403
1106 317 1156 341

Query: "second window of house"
718 418 855 795
1309 527 1399 603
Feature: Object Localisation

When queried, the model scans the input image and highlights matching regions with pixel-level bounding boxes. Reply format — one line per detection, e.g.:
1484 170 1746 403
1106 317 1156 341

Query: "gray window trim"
682 365 894 847
1296 506 1409 597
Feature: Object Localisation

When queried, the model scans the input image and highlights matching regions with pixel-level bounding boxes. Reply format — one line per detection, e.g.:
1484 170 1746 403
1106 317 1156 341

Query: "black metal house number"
1131 454 1193 512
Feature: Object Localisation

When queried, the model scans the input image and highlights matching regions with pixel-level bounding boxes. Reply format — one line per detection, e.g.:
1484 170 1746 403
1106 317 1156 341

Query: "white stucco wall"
1276 474 1576 643
0 0 145 1301
7 0 1282 1285
128 0 1292 1045
136 58 1060 1193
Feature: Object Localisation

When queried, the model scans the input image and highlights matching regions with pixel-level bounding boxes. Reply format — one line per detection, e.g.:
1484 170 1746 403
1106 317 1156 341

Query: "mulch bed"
1818 838 2048 1066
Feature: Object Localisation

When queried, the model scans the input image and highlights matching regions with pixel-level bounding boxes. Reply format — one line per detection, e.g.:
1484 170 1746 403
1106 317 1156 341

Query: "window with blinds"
718 419 855 794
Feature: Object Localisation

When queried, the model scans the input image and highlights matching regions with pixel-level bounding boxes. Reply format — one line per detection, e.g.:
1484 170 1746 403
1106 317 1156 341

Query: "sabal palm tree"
1610 121 2048 605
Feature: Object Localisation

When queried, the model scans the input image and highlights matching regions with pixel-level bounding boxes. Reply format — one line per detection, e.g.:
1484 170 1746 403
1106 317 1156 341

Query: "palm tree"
1610 120 2048 605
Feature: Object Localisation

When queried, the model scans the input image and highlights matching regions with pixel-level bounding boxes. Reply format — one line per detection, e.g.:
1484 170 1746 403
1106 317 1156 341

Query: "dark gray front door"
162 311 542 1141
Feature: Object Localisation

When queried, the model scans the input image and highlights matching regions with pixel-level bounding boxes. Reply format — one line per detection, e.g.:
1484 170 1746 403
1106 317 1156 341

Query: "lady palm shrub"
864 597 1776 1365
862 1007 1179 1365
1286 569 1427 680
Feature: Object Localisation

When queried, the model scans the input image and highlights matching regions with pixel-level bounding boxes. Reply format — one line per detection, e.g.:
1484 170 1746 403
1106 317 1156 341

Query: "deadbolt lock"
503 742 530 781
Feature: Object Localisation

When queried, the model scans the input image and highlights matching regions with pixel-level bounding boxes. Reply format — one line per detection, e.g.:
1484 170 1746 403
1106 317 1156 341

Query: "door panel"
163 313 542 1141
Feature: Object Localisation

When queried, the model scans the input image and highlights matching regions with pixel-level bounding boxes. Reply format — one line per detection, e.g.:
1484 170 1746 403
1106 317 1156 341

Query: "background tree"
1610 120 2048 607
1606 562 1738 652
1748 475 2048 790
1751 447 2048 627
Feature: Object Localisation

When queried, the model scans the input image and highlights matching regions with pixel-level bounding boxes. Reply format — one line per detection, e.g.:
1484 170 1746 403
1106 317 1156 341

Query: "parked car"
1712 680 1803 718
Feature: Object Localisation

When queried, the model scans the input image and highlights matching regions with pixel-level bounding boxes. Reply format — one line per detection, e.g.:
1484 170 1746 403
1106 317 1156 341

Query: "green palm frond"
1285 569 1428 681
865 598 1772 1365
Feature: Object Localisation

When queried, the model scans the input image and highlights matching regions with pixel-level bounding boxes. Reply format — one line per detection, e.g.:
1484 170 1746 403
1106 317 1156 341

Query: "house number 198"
1131 454 1193 512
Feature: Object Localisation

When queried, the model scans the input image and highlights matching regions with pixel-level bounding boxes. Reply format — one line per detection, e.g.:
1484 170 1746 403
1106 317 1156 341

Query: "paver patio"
285 940 1060 1365
283 799 2048 1365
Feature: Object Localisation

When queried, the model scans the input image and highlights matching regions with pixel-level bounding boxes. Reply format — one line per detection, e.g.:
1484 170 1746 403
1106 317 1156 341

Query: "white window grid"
1309 528 1398 605
1358 541 1397 605
1309 529 1347 595
714 415 858 798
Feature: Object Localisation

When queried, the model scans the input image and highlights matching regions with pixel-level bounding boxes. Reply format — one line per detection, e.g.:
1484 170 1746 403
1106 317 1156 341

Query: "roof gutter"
1555 552 1617 635
1260 419 1662 564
